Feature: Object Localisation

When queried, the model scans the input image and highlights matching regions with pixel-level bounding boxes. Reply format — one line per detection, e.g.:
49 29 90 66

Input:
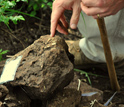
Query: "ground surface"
0 8 124 107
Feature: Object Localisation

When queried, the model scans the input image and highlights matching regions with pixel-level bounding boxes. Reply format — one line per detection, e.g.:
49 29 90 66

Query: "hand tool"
97 18 120 91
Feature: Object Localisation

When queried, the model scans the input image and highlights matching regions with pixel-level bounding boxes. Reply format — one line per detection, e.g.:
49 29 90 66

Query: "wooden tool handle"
97 18 120 91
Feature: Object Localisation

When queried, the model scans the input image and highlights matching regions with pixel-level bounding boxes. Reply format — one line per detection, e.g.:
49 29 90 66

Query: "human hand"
81 0 124 19
50 0 81 37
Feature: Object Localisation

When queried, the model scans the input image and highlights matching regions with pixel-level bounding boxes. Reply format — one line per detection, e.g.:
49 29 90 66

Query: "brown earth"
0 8 124 107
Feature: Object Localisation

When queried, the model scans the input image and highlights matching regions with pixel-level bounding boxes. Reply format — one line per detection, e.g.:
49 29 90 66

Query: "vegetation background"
0 0 54 61
0 1 124 106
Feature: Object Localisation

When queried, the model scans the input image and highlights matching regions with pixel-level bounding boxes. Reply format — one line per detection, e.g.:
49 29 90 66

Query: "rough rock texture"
0 101 4 107
3 87 31 107
0 35 106 107
0 61 5 75
66 73 103 106
119 104 124 107
47 88 81 107
80 82 103 105
91 100 113 107
0 85 9 100
10 35 74 99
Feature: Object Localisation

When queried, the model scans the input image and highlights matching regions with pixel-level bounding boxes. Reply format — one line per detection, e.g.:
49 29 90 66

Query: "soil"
0 8 124 107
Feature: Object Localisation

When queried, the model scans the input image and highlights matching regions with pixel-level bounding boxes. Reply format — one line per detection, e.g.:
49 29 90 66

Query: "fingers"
56 19 68 35
51 13 68 36
81 1 111 18
50 0 81 36
81 0 117 18
50 1 65 37
82 0 105 7
70 1 81 29
60 15 69 29
56 22 68 35
92 10 116 19
81 3 102 16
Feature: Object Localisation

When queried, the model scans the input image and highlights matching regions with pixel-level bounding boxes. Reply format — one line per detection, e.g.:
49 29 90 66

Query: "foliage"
0 0 53 26
27 0 53 17
0 0 27 26
74 68 106 86
74 68 92 85
0 49 9 61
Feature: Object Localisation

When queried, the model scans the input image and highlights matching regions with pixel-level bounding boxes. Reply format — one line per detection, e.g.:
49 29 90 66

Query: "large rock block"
10 35 74 99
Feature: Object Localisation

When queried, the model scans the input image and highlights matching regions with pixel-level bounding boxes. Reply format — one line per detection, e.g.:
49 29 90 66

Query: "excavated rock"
0 61 5 75
9 35 74 100
66 72 103 106
47 88 81 107
0 101 4 107
0 85 9 100
3 87 31 107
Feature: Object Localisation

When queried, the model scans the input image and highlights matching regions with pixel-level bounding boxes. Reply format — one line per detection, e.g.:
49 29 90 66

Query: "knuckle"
82 1 87 5
52 1 62 8
51 18 57 24
52 1 56 7
106 9 116 15
85 12 91 16
101 8 109 13
97 0 104 7
82 9 91 15
76 6 81 13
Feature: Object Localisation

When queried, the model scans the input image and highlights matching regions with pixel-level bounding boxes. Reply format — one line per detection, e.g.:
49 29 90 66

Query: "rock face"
10 35 74 100
0 35 106 107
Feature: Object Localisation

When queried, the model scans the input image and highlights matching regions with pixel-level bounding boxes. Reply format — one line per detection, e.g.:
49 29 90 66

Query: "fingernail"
71 24 76 29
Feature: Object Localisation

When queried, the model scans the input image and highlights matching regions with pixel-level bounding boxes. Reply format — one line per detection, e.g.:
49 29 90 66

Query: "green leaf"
0 49 9 61
33 3 39 11
0 49 2 53
0 8 5 14
42 0 47 3
47 2 52 9
47 2 52 6
9 15 25 24
1 50 9 55
30 11 36 17
16 0 20 2
16 0 28 2
0 15 10 24
7 1 16 7
21 0 28 2
41 3 46 8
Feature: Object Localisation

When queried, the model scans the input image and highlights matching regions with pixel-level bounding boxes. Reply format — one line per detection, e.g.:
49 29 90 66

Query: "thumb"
70 4 81 29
